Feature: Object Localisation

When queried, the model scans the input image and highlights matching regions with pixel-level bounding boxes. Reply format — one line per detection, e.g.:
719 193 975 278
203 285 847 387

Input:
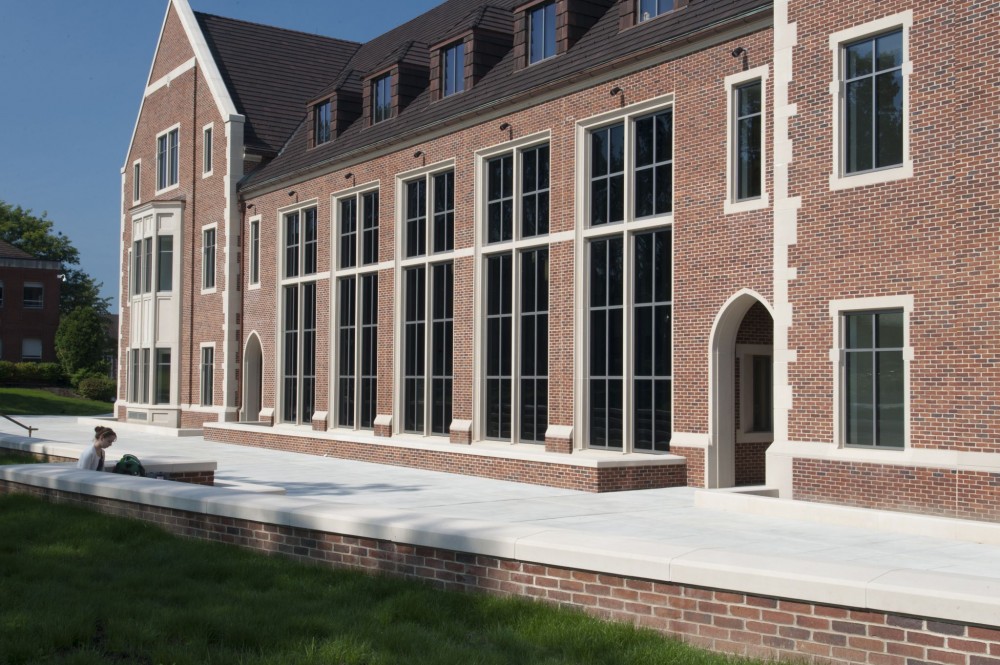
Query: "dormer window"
315 100 331 145
372 74 393 124
528 2 556 64
442 42 466 97
638 0 678 23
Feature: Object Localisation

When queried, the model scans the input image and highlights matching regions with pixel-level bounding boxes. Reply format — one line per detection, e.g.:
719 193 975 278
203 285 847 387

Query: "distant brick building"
0 239 61 364
120 0 998 519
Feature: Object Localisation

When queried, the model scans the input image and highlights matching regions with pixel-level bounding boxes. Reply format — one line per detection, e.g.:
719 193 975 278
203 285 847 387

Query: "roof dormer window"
442 42 466 97
638 0 674 22
315 100 331 145
372 73 393 124
528 2 556 64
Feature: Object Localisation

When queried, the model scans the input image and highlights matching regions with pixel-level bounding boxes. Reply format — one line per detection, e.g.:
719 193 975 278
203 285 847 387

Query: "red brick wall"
794 458 1000 524
204 425 685 492
5 479 1000 665
0 264 61 363
784 1 999 451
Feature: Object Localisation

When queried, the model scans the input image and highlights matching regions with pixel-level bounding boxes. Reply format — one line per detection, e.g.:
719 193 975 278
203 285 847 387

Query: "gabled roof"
0 239 36 261
240 0 771 191
195 12 361 153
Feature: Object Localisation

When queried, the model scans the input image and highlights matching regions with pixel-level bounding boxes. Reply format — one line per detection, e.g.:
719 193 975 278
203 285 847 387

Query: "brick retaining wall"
3 479 999 665
205 425 687 492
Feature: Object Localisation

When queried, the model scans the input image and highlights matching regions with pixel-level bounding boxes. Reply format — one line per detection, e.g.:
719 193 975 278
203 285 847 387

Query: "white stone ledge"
205 422 685 469
2 464 999 628
694 489 1000 546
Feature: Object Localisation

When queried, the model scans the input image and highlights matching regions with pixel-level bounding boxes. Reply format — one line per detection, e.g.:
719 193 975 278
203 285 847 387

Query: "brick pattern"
204 425 685 492
4 479 1000 665
669 446 705 488
735 442 769 487
794 458 1000 523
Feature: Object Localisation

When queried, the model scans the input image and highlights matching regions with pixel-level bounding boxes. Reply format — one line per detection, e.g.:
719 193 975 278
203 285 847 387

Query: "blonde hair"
94 426 117 442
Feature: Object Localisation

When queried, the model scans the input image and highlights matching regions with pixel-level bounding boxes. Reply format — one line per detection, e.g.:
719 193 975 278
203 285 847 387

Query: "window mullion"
511 251 522 444
624 120 635 225
423 263 433 435
623 232 634 453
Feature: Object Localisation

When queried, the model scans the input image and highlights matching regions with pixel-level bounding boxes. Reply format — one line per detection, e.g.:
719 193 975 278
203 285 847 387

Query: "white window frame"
574 95 675 453
829 295 913 450
331 182 382 432
394 159 459 437
201 223 217 293
132 160 141 204
155 124 180 194
829 11 913 191
202 123 214 177
248 216 261 289
724 65 770 214
199 343 215 407
276 199 326 427
474 132 553 443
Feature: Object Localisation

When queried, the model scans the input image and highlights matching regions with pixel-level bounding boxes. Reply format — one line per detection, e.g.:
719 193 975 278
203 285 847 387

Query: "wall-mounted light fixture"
345 172 355 186
731 47 746 58
287 190 296 197
610 85 624 107
499 122 510 131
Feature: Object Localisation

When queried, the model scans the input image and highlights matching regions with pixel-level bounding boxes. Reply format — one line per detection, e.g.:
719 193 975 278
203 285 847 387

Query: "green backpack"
113 454 146 477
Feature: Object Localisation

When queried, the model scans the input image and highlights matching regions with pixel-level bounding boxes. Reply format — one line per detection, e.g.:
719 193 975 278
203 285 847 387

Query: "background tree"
55 307 111 386
0 200 111 314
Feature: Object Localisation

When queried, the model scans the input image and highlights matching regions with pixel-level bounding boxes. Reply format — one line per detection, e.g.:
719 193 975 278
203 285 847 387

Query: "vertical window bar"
634 109 673 219
430 263 454 435
304 208 318 275
521 145 550 238
362 191 379 265
338 277 356 427
589 237 624 448
403 267 426 433
632 229 672 452
282 285 299 423
487 154 513 243
590 123 625 226
285 212 300 278
520 248 548 443
433 171 454 253
340 197 357 269
405 180 427 258
360 274 378 429
301 282 317 424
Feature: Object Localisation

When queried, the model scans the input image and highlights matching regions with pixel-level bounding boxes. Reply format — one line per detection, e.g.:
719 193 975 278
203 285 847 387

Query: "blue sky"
0 0 441 313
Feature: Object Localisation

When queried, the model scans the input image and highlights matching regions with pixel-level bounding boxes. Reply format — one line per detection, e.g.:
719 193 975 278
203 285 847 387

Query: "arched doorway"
242 333 263 422
708 291 774 488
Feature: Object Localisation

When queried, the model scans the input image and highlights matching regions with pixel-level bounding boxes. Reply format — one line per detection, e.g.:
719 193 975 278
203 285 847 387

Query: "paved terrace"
2 415 1000 664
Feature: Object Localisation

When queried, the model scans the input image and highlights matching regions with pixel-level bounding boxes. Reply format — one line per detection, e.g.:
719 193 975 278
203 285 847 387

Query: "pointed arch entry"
707 290 774 488
242 332 263 422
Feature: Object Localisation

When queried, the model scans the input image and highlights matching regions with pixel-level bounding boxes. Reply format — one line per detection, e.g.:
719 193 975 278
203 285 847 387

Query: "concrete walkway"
3 415 999 584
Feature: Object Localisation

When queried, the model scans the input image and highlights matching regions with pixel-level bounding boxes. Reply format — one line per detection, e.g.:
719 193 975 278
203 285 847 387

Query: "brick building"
120 0 998 519
0 239 61 363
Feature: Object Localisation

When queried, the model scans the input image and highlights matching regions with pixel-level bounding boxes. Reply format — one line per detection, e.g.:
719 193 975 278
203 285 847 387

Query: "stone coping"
694 487 1000 546
0 435 216 474
79 416 204 438
2 463 997 629
204 421 686 469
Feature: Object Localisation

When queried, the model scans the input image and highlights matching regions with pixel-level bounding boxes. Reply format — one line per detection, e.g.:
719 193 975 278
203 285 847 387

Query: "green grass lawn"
0 387 113 417
0 451 43 465
0 494 773 665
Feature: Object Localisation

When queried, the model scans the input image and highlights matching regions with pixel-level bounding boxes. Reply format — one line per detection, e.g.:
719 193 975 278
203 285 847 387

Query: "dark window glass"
360 274 378 429
638 0 675 22
844 30 903 174
338 277 357 428
433 171 454 253
373 74 393 124
23 283 44 309
362 191 379 265
751 355 772 432
520 248 548 443
304 208 317 275
129 350 141 403
282 285 298 423
632 229 671 452
155 349 171 405
340 197 357 269
157 235 173 292
486 253 513 440
157 135 167 190
202 229 215 289
143 237 153 293
487 155 513 243
250 221 260 284
521 144 550 237
529 2 556 64
406 179 427 258
133 163 140 202
844 310 904 448
203 126 213 173
443 42 465 97
285 212 299 278
168 130 179 186
141 349 150 404
200 347 214 407
430 263 453 435
315 101 331 145
590 123 625 226
132 241 142 296
589 237 624 448
403 267 426 433
735 80 762 201
634 109 673 218
301 282 317 424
